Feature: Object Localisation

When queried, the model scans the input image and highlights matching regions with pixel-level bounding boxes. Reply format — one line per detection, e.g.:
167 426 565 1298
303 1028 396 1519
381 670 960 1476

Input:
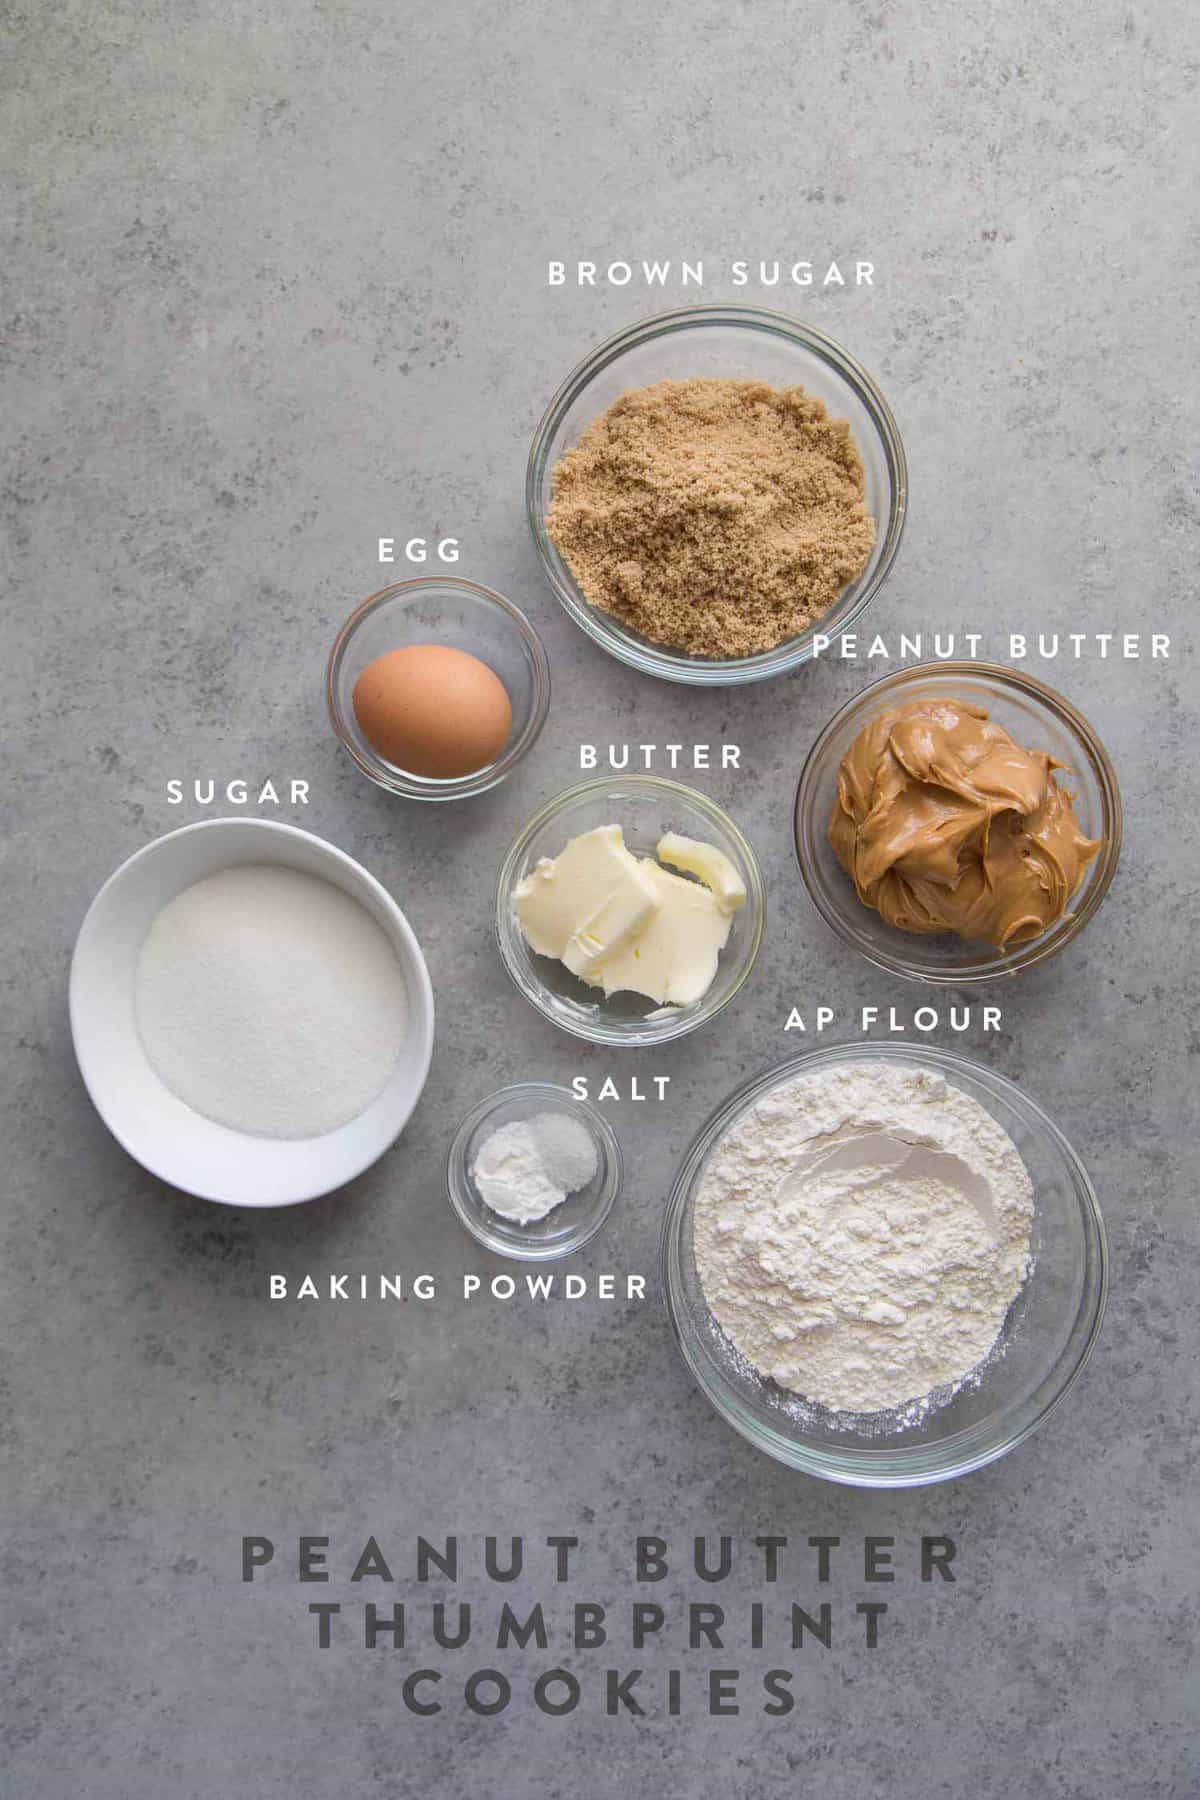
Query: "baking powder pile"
546 378 876 658
135 865 409 1138
472 1112 599 1224
693 1063 1033 1414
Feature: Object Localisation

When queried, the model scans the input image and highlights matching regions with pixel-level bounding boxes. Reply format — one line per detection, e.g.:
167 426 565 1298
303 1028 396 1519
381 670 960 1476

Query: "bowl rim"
68 817 436 1207
494 773 766 1046
445 1080 623 1260
526 302 908 687
660 1041 1109 1487
793 660 1124 984
325 575 552 802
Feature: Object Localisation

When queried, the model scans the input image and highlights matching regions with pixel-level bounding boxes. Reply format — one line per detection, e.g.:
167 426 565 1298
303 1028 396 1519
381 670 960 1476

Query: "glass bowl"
526 304 907 686
496 776 765 1047
326 577 551 801
662 1043 1107 1487
794 662 1122 983
446 1083 622 1260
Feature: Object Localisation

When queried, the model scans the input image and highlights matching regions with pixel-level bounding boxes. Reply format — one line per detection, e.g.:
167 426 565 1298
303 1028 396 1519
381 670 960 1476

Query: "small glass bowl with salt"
446 1083 621 1260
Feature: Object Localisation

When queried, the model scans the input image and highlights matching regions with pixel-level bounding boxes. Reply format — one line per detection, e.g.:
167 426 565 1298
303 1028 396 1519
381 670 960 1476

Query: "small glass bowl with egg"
495 775 765 1046
326 577 551 801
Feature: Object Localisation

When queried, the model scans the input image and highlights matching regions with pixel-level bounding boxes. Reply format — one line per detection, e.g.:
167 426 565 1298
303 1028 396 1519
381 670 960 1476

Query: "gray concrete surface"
3 2 1198 1795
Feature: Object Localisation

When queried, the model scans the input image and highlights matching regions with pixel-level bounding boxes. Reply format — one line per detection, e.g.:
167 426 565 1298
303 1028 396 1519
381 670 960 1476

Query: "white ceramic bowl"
69 819 435 1206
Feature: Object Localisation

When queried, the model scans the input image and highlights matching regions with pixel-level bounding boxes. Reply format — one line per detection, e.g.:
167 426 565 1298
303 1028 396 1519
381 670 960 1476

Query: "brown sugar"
546 378 876 659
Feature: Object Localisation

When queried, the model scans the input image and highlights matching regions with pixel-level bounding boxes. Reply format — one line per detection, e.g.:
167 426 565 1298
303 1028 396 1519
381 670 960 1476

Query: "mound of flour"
693 1063 1033 1414
136 864 409 1138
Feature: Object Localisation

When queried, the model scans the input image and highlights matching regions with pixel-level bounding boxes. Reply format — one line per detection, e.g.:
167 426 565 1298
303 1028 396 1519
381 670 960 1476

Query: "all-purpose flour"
693 1063 1033 1414
135 864 409 1138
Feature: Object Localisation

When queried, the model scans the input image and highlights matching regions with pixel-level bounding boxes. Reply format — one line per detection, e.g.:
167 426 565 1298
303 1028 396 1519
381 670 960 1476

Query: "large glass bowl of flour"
662 1044 1107 1487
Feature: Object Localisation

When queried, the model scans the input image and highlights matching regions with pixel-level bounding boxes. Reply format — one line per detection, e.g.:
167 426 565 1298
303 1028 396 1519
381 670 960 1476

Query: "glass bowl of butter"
496 776 765 1046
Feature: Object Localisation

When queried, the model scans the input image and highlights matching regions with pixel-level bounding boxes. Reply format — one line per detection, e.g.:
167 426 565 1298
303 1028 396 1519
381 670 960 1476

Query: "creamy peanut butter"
829 696 1101 949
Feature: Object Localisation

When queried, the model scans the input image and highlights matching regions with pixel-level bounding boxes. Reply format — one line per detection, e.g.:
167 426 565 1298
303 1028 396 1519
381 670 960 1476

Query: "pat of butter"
656 832 747 914
584 863 733 1007
514 825 659 976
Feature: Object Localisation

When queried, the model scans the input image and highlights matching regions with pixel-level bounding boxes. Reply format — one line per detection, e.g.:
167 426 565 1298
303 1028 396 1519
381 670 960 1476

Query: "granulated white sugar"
135 864 409 1138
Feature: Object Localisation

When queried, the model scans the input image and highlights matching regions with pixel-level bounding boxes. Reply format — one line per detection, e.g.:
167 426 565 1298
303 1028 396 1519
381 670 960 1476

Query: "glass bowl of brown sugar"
526 305 907 687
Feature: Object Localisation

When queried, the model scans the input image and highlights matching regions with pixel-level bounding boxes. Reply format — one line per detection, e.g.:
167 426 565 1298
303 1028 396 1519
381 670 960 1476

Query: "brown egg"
352 644 513 779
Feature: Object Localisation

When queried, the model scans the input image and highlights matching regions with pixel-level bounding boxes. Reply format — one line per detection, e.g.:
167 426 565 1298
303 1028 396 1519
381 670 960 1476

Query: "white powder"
135 864 409 1138
694 1063 1033 1415
472 1111 599 1224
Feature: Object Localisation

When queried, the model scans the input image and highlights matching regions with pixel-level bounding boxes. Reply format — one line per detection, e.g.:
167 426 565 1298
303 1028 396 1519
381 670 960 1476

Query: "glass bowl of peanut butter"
794 663 1122 983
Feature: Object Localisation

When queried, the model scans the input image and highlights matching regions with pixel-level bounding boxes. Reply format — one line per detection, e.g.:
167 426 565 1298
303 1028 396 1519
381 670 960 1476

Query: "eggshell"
352 644 513 779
